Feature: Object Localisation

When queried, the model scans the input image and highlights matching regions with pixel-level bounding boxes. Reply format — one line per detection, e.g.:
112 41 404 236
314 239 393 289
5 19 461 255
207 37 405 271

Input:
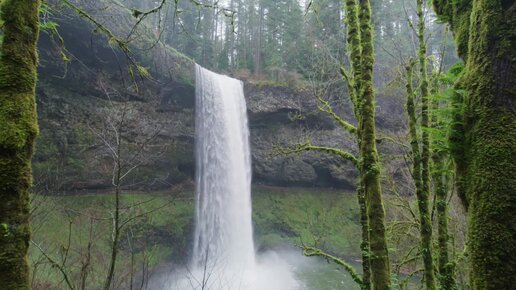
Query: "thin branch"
60 0 148 90
31 241 75 290
273 141 358 168
127 0 167 41
316 96 357 136
301 246 363 286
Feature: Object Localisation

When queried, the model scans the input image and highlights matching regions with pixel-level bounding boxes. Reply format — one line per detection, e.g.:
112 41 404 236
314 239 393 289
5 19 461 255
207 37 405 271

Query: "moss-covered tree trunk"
415 1 436 288
0 0 41 289
433 0 516 288
430 75 457 290
357 0 391 289
406 60 439 289
357 186 372 290
432 152 456 290
344 0 372 288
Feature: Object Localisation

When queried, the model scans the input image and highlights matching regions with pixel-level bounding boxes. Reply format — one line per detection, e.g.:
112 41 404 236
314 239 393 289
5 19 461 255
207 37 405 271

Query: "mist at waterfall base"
147 65 361 290
173 65 298 290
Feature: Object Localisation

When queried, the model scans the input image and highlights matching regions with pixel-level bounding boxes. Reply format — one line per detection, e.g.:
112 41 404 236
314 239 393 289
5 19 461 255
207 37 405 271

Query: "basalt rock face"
35 2 196 192
34 2 405 192
244 84 359 189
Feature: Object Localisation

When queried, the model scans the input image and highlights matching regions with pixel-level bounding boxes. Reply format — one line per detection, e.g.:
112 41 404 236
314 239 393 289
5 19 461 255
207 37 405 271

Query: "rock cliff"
34 2 405 192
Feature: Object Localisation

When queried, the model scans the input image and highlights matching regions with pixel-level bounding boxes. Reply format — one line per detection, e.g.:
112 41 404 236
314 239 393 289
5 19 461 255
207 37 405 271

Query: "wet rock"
282 158 318 184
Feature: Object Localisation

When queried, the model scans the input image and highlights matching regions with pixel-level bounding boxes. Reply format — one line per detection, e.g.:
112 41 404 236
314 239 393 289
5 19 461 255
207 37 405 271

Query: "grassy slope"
253 187 360 255
30 187 468 289
29 187 361 288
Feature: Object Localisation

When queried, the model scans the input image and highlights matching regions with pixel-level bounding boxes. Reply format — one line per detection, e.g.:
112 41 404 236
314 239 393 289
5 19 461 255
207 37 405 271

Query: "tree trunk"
430 76 457 290
433 1 516 288
357 1 391 289
415 1 436 288
343 1 371 288
432 154 456 290
344 0 391 288
0 0 41 289
358 186 372 290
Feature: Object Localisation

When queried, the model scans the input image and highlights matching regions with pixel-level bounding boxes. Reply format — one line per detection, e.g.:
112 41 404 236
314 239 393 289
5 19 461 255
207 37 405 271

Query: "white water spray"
167 65 298 290
193 64 255 274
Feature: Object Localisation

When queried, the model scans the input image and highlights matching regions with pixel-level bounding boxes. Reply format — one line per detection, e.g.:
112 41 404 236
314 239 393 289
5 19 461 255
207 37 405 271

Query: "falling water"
192 64 256 285
172 64 298 290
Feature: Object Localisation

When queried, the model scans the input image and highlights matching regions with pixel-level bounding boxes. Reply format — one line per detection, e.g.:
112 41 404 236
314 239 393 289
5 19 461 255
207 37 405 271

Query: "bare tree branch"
273 141 358 168
301 246 363 286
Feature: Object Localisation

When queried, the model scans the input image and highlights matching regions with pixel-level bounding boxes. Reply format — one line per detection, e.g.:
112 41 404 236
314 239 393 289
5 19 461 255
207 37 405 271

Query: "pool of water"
151 249 361 290
281 250 361 290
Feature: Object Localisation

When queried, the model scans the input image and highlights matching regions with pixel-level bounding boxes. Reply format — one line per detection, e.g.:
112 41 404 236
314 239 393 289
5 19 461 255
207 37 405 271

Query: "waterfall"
167 64 298 290
192 64 256 284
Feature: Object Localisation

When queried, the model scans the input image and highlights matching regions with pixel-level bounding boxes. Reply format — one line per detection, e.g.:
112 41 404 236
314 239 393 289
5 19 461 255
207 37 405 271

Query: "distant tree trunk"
357 0 391 289
415 1 436 288
431 144 456 290
103 157 122 290
433 1 516 289
430 75 457 290
254 2 264 75
0 0 41 289
228 0 235 68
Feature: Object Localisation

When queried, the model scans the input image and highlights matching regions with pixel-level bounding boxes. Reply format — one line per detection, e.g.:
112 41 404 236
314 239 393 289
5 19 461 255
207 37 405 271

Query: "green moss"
433 1 516 288
247 79 295 91
354 0 392 289
30 188 364 288
414 1 437 288
0 1 40 289
433 0 472 59
465 110 516 289
252 188 360 255
345 0 362 110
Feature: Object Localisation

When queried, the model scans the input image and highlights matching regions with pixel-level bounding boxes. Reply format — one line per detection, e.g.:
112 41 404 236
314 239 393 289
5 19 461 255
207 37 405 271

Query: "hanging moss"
0 1 40 289
433 1 516 289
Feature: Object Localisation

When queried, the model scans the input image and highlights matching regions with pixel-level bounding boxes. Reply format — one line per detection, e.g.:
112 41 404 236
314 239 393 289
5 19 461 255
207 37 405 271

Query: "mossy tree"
277 0 392 289
356 1 391 289
411 1 437 288
433 0 516 289
0 0 41 289
430 70 458 290
405 59 432 288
